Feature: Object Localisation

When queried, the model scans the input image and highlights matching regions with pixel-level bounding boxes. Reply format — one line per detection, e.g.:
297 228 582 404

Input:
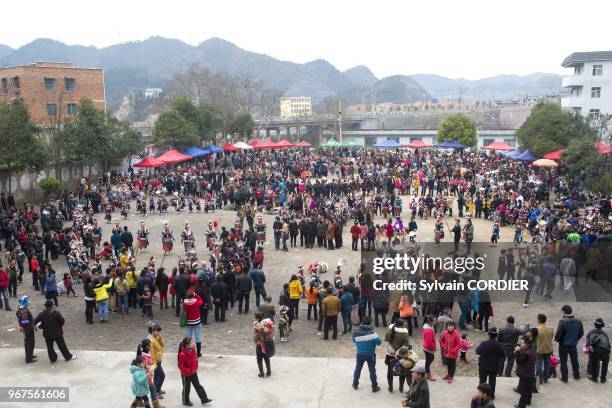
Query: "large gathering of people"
0 145 610 407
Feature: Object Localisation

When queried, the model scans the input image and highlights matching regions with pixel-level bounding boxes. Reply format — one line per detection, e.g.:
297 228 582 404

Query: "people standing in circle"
178 337 212 406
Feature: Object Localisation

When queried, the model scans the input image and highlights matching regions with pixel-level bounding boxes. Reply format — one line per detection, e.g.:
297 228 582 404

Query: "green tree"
516 102 595 156
0 99 50 192
153 110 199 149
198 103 220 142
104 115 143 171
61 99 108 166
227 112 254 138
562 139 601 178
437 113 477 147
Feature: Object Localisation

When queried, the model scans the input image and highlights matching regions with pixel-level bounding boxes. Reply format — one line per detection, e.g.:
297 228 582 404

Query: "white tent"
233 141 254 150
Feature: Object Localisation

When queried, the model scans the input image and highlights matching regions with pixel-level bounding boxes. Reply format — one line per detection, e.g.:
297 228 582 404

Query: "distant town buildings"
561 51 612 117
144 88 162 99
280 96 312 118
0 61 105 125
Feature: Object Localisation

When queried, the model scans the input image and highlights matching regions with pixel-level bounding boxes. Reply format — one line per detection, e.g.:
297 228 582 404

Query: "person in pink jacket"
421 315 437 381
440 321 461 383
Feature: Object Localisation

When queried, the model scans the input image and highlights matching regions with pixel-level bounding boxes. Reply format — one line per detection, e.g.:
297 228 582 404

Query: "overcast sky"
4 0 610 79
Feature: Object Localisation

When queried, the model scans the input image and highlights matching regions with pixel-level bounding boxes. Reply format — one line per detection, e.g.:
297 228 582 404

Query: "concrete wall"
0 162 101 203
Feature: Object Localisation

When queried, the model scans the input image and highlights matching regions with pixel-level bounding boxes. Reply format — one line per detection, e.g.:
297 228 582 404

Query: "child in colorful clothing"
63 273 76 297
141 288 153 320
549 353 559 378
278 306 289 342
130 356 151 408
459 333 472 363
490 223 500 246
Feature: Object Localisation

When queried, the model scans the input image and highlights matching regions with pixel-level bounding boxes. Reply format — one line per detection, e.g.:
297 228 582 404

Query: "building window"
1 78 6 94
574 65 583 75
12 77 19 93
47 103 58 117
67 103 77 116
65 77 76 92
364 137 376 147
592 64 603 76
591 87 601 98
44 77 56 92
589 109 600 118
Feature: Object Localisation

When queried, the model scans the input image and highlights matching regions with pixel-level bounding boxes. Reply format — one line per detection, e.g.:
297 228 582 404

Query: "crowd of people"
0 146 610 407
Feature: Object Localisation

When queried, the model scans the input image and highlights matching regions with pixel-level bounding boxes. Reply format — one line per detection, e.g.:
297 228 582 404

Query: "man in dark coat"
173 268 191 317
121 226 134 253
476 327 505 399
34 300 76 363
210 275 228 322
497 315 523 377
236 271 253 314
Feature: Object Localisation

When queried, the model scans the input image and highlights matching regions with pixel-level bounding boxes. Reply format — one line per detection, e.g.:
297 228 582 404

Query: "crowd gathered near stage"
0 145 611 408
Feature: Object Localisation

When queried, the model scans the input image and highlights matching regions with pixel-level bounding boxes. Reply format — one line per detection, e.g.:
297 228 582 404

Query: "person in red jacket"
350 221 361 251
421 315 437 381
182 292 204 357
0 266 11 311
177 337 212 406
30 257 41 291
440 321 461 383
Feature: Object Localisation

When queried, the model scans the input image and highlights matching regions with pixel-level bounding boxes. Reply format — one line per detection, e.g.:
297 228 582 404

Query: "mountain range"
0 37 562 104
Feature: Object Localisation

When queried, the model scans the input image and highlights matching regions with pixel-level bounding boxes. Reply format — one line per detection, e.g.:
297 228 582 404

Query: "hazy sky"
4 0 611 79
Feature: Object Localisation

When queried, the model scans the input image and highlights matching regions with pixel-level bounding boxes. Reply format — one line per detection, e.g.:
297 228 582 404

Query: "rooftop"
562 51 612 67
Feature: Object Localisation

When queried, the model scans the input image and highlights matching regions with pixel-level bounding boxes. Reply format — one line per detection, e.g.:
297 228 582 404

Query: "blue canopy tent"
182 146 209 157
502 150 521 159
515 150 538 162
207 144 224 154
435 140 465 149
372 139 401 148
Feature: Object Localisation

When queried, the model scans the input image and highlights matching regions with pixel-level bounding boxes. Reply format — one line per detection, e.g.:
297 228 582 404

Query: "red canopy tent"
274 139 295 148
594 141 612 154
248 140 261 147
296 140 312 147
222 143 239 151
156 149 192 164
134 156 165 168
403 140 432 149
255 139 278 149
481 141 515 151
542 148 565 160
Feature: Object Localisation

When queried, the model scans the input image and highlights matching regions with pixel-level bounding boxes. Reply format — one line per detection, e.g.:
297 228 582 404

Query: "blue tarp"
372 139 401 148
515 150 538 161
502 150 521 158
182 146 209 157
435 140 465 149
207 144 224 154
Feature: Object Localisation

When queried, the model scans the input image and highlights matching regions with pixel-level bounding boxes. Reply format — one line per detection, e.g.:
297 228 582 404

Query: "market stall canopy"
342 138 362 148
542 148 565 160
156 150 193 164
321 138 342 148
296 140 312 147
134 156 165 168
435 140 465 149
256 139 279 149
207 144 224 154
404 139 432 148
373 139 401 148
515 150 538 162
274 139 295 148
223 143 239 152
481 141 515 151
233 141 253 150
181 146 209 157
594 141 612 154
533 159 559 168
502 150 521 159
248 140 261 147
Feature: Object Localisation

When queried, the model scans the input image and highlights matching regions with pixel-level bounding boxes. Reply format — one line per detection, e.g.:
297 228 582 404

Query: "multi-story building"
280 96 312 118
0 61 105 125
561 51 612 117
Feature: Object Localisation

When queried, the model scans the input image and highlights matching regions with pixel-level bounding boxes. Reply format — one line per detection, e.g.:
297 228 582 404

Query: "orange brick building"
0 61 105 125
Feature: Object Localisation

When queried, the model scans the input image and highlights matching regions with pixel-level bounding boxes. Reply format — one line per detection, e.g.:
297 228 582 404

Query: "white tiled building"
280 96 312 118
561 51 612 117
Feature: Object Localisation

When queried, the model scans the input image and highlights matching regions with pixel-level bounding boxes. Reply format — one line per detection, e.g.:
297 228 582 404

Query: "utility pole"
458 87 465 111
338 98 343 143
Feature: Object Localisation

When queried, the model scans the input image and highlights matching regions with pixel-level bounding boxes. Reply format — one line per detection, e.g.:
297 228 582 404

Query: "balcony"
560 96 584 108
562 75 584 88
